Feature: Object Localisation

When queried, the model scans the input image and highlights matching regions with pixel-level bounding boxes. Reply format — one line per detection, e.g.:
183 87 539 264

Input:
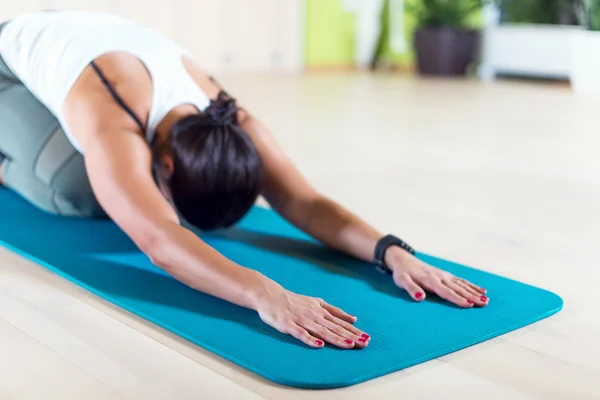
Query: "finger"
323 314 370 347
433 282 473 308
301 317 355 349
454 280 489 305
454 279 483 298
446 281 481 307
468 282 487 295
394 272 426 302
318 318 364 348
319 300 357 324
458 278 487 295
324 313 370 339
286 323 324 348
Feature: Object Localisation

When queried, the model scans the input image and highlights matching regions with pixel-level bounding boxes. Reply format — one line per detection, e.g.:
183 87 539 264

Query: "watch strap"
373 234 415 274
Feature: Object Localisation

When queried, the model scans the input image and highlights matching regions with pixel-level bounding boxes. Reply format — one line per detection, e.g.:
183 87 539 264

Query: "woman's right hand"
253 281 370 349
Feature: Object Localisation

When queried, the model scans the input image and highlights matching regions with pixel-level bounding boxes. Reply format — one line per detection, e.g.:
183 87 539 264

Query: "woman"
0 10 488 349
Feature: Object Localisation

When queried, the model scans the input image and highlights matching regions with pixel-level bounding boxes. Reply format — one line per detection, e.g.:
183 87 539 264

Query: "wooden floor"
1 73 598 400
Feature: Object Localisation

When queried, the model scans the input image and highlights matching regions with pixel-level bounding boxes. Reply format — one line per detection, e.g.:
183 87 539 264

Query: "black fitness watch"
373 234 416 274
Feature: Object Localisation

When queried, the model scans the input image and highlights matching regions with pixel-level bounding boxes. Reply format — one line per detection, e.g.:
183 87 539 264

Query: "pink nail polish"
480 296 488 302
362 334 370 339
467 300 473 304
344 339 353 344
358 338 367 343
315 340 323 346
415 292 423 299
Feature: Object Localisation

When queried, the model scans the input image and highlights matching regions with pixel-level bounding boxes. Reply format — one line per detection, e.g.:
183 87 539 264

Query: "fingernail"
344 339 353 344
415 292 423 299
359 338 367 343
315 340 323 346
467 300 473 304
362 333 370 339
480 296 488 302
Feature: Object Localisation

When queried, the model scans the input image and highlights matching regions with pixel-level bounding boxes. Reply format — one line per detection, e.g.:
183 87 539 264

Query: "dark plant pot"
414 28 480 76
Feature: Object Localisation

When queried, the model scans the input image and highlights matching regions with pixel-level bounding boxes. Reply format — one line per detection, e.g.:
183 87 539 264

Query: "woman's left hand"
386 248 489 308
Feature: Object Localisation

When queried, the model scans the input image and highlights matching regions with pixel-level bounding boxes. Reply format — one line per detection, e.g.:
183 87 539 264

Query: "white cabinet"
479 4 582 81
178 0 304 73
571 31 600 96
1 0 305 73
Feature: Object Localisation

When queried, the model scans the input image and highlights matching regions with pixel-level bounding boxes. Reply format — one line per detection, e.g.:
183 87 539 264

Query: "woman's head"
155 92 263 230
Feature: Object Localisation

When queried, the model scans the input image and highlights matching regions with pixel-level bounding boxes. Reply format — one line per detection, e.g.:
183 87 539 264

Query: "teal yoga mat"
0 188 562 389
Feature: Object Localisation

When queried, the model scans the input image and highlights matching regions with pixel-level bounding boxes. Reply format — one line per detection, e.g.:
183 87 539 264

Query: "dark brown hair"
167 92 263 230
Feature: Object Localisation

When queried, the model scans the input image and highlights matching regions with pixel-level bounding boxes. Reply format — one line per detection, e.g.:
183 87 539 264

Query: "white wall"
1 0 305 74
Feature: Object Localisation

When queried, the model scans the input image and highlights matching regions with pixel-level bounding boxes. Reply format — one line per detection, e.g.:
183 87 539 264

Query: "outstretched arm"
84 126 268 310
240 115 383 263
241 113 489 308
82 124 371 349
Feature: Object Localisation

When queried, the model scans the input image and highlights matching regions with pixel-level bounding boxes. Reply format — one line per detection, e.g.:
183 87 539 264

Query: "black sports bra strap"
89 61 147 133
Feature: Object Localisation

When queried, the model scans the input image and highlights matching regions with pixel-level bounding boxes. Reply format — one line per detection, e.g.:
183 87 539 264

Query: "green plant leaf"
411 0 491 29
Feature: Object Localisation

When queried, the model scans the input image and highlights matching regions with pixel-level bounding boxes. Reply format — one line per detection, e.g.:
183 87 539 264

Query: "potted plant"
571 0 600 95
409 0 487 76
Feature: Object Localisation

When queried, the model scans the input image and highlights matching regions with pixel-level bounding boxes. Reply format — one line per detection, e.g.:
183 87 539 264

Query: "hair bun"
204 91 238 127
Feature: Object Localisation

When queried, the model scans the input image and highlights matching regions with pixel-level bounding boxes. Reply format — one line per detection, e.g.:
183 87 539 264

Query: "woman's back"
0 10 210 151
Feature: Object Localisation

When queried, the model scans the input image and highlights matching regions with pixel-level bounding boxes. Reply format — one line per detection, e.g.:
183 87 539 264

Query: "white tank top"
0 10 211 153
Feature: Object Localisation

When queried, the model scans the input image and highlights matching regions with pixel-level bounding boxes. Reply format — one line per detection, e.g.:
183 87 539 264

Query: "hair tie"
204 91 238 127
